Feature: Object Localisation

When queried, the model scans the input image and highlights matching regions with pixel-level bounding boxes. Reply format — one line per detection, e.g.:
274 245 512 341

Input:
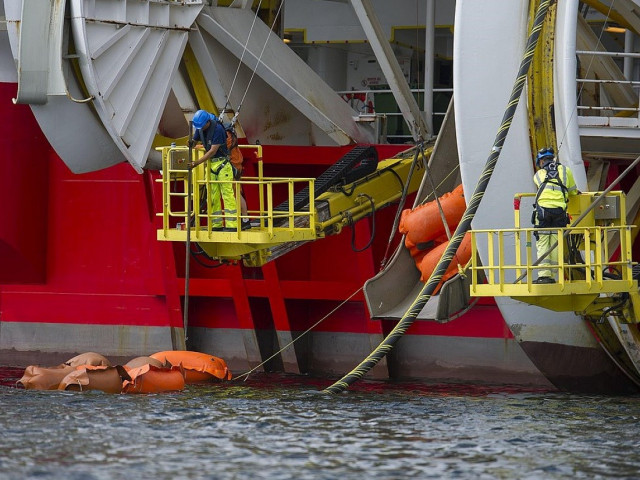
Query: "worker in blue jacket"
532 147 579 284
190 110 238 231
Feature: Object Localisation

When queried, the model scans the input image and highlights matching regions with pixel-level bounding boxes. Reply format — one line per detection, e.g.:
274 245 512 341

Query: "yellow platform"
469 191 639 320
156 145 319 264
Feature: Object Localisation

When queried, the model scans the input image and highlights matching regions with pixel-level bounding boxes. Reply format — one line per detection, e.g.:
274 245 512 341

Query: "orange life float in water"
150 350 232 383
64 352 112 368
122 363 185 394
59 365 129 394
18 365 76 390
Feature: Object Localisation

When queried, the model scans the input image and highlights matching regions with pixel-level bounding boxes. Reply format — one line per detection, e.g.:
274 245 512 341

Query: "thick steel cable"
234 0 285 122
324 0 553 394
222 0 265 115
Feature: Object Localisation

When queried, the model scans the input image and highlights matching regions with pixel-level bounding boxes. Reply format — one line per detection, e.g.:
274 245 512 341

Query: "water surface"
0 369 638 479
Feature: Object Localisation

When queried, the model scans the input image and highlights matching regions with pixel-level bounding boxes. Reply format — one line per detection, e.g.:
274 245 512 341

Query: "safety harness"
534 160 569 206
210 157 230 176
532 159 570 230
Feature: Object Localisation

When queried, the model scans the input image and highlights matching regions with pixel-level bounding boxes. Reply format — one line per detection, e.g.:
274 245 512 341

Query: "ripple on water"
1 370 639 479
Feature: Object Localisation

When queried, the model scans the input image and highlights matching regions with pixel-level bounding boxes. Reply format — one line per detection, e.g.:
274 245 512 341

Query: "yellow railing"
470 191 636 298
157 145 316 241
470 225 635 296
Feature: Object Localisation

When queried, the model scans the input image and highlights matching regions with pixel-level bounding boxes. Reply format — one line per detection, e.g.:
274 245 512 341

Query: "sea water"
0 369 639 480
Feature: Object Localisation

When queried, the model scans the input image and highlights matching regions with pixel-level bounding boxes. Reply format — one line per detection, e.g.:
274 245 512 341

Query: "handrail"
336 87 452 140
470 224 635 291
471 190 636 296
575 48 640 122
157 145 316 238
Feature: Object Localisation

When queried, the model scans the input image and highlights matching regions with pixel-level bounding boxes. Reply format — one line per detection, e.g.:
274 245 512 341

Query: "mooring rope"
323 0 553 394
233 287 364 382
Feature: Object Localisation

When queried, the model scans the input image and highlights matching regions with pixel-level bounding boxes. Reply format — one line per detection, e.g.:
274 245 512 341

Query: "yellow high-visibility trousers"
536 230 558 279
209 159 237 229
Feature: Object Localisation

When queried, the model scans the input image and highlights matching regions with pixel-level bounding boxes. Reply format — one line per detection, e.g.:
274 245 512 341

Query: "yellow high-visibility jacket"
533 163 578 209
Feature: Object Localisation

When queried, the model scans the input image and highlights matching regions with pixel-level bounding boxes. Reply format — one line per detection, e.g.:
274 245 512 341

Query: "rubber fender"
17 364 76 390
58 365 130 394
150 350 232 382
122 364 185 394
64 352 112 368
399 184 465 251
417 232 472 293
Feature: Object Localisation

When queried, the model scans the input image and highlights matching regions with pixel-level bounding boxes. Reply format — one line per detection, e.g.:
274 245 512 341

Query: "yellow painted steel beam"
316 151 428 233
580 0 640 36
183 44 218 115
527 0 557 156
473 279 635 297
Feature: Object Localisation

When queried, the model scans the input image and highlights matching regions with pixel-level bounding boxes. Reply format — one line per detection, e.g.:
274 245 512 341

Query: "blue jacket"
194 121 229 158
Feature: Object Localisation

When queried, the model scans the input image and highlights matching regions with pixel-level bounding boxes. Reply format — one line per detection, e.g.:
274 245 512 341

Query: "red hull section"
0 82 545 386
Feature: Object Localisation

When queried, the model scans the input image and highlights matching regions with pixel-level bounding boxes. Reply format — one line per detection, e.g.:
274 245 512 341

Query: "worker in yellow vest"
532 147 579 284
190 110 239 231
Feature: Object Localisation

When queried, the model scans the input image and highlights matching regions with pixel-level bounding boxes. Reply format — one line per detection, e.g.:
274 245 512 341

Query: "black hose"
351 194 376 252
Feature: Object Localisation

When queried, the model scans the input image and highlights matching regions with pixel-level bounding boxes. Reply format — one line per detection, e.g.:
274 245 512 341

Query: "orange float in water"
122 363 185 394
18 365 76 390
64 352 111 368
150 351 232 383
59 365 129 394
18 351 231 394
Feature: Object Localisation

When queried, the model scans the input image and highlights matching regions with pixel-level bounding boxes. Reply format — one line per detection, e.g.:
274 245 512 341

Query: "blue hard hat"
193 110 216 129
536 147 554 162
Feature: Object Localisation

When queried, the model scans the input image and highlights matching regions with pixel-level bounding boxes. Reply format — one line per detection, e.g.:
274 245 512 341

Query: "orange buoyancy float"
417 232 472 291
150 351 232 383
399 183 466 252
122 364 185 394
59 365 129 394
18 365 76 390
64 352 112 368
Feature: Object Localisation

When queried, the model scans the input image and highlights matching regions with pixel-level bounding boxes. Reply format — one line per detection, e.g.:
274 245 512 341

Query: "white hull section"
454 0 594 351
4 0 127 173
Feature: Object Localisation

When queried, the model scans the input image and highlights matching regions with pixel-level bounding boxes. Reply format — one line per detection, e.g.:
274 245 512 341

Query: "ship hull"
0 74 553 387
519 341 638 394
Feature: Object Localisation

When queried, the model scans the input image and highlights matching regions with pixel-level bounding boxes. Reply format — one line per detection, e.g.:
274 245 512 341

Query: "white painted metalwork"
196 6 374 146
4 0 127 173
12 0 66 104
70 0 203 171
349 0 430 141
338 87 451 141
574 19 640 141
455 0 592 354
423 0 435 135
555 0 587 185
